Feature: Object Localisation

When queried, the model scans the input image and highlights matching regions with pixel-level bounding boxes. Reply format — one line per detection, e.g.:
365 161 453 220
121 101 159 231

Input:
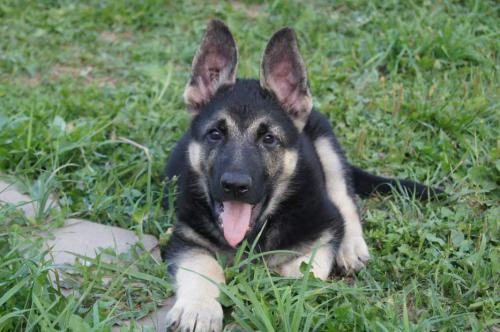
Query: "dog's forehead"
189 80 303 149
214 83 281 118
203 107 287 136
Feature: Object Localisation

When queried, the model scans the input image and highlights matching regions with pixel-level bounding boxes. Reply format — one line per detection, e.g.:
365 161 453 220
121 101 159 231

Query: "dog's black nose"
221 172 252 196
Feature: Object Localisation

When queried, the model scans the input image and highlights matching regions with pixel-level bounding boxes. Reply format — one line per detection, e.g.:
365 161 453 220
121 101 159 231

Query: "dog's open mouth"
214 201 263 247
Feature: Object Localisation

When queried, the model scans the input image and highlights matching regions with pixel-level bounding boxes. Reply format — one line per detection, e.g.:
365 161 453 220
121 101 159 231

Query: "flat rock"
45 219 171 331
0 179 38 217
0 178 59 218
2 176 171 330
44 218 161 265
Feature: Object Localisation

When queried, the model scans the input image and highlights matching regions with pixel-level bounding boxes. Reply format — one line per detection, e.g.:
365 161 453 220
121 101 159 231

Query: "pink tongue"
221 201 252 247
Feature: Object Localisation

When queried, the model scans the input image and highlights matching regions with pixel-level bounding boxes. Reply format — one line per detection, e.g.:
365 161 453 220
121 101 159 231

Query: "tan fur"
314 137 370 272
269 232 334 280
188 141 212 206
245 117 287 143
174 250 224 298
260 149 298 220
166 250 225 331
222 112 240 138
188 141 203 175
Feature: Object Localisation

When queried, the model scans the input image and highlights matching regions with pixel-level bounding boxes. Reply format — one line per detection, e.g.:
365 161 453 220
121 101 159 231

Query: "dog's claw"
166 319 178 332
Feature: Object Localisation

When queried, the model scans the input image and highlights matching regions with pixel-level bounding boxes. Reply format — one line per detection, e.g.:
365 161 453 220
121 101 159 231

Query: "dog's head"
184 20 313 247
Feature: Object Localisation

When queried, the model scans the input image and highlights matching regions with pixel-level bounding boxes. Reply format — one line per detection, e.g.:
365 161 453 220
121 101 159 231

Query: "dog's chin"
212 198 265 247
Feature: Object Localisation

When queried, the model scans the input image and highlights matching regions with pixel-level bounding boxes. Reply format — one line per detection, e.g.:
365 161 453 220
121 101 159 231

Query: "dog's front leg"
277 243 334 280
315 137 370 272
270 232 334 280
165 247 224 332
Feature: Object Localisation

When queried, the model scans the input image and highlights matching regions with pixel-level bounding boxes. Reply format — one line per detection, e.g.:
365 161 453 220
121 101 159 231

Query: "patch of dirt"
15 65 118 88
232 2 266 18
98 31 134 43
96 76 118 88
49 64 117 87
50 64 92 81
19 73 42 87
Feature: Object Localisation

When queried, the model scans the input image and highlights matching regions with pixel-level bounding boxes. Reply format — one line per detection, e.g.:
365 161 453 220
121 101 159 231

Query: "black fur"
351 166 444 200
161 79 442 262
161 22 446 331
163 79 345 257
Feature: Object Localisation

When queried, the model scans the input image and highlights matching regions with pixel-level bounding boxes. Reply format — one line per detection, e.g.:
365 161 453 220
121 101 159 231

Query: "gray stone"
0 178 59 218
2 176 171 330
43 219 168 329
0 179 37 217
44 218 160 265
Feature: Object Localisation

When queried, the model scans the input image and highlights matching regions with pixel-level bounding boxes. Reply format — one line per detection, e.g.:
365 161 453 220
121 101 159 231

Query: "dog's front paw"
336 234 370 273
166 297 223 332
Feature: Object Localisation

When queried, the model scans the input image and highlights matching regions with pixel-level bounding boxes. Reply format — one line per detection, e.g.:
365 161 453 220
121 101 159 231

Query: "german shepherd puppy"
162 20 441 331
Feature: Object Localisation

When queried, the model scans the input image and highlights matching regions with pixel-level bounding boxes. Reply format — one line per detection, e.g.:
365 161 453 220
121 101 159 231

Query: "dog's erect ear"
260 28 312 130
184 20 238 113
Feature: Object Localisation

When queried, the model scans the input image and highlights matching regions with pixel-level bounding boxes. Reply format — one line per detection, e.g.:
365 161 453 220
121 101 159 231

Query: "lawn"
0 0 498 331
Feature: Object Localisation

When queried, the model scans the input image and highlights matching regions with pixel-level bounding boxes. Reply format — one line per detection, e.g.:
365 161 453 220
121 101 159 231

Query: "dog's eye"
262 133 277 146
207 129 223 142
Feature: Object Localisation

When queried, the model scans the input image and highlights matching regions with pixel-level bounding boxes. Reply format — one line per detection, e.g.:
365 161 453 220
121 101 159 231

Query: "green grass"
0 0 498 331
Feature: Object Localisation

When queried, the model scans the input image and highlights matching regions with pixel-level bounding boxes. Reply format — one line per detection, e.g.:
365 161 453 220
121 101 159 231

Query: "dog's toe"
165 298 223 332
165 305 183 331
336 235 370 273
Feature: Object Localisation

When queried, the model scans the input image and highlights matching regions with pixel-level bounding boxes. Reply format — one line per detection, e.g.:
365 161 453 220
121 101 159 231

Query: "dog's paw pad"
336 235 370 273
166 298 223 332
